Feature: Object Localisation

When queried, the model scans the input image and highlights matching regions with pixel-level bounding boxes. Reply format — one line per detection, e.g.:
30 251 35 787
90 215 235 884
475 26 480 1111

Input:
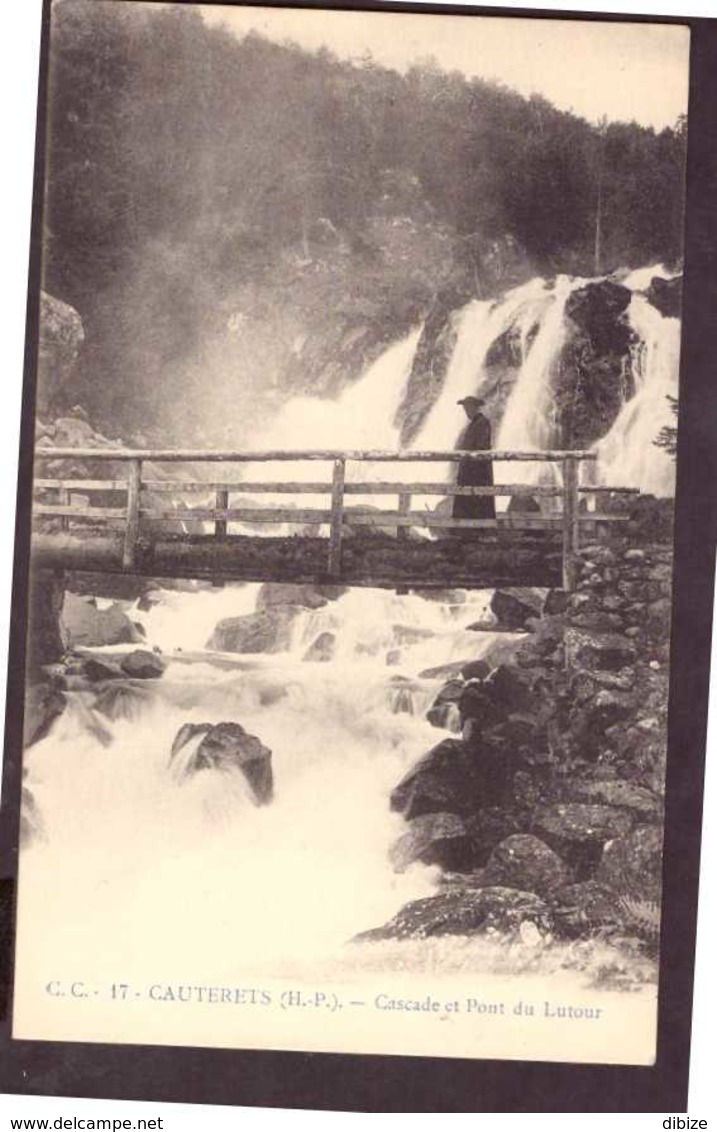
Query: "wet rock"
426 679 464 730
23 683 66 748
95 682 153 723
120 650 166 680
483 834 570 898
357 886 552 941
564 280 632 353
490 588 545 629
645 274 682 318
82 657 126 683
170 721 273 805
594 825 663 901
585 689 634 731
532 802 633 877
390 739 474 819
390 812 471 872
256 583 337 611
62 593 143 649
302 631 337 662
461 658 491 681
564 629 636 672
207 608 298 653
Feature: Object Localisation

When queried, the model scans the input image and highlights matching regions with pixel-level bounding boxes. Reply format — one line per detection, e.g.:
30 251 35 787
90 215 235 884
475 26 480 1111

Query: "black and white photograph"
3 0 705 1081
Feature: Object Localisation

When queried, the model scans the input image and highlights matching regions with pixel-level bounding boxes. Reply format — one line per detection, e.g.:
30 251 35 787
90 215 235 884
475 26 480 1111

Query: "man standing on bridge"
452 396 496 530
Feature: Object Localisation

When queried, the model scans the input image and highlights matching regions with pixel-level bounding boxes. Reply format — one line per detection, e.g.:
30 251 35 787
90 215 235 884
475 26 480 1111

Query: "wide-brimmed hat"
457 395 484 407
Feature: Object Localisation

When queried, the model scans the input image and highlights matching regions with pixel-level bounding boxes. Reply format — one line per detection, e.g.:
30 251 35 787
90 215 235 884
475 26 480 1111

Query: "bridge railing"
32 447 638 589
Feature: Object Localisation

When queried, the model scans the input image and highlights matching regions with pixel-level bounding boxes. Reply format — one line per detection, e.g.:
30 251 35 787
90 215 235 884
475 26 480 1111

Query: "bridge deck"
31 529 564 590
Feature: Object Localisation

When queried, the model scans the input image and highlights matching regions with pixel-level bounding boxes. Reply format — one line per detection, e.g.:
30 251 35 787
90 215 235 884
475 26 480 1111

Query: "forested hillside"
41 1 686 442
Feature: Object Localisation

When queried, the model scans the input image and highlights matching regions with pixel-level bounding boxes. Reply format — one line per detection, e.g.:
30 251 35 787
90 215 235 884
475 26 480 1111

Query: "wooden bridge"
30 447 637 591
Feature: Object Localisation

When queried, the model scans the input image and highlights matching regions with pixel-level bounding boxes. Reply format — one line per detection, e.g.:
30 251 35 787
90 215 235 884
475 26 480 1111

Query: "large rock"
564 629 637 673
490 588 545 629
532 802 634 876
390 739 474 819
551 880 619 938
564 280 632 353
302 631 337 663
256 583 344 611
207 608 298 653
170 721 273 805
61 593 143 649
594 824 663 902
565 779 662 822
483 834 570 898
357 886 552 942
645 275 682 319
119 650 166 680
464 807 529 866
426 679 464 731
23 683 66 748
94 682 153 723
390 812 471 873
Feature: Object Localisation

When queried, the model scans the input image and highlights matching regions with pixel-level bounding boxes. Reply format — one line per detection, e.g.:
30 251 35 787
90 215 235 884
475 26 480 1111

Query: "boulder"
565 779 662 822
390 812 471 872
357 886 552 942
594 825 663 902
390 738 474 819
461 658 491 681
463 807 529 866
532 802 634 877
564 629 637 672
82 657 126 683
256 583 343 611
302 631 337 662
483 834 570 898
170 721 273 806
645 274 682 319
564 280 632 353
61 593 143 649
426 679 464 730
23 683 66 748
551 880 619 938
207 608 298 653
95 682 153 723
120 650 166 680
490 588 545 629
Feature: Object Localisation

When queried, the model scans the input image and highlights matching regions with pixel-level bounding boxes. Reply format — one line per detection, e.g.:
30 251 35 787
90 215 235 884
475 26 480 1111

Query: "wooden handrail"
35 447 600 463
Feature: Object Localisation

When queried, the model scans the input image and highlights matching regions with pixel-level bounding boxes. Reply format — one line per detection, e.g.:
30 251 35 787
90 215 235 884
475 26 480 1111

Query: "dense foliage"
41 1 686 436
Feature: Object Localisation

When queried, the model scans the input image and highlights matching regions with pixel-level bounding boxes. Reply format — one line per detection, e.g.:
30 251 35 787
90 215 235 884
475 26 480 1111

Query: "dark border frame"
1 0 715 1112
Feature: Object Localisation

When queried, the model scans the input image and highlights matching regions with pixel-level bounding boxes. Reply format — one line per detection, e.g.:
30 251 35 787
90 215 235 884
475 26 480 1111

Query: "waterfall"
595 278 681 495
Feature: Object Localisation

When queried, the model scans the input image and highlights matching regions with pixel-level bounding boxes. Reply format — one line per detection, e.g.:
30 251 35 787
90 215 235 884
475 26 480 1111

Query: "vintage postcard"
3 0 702 1089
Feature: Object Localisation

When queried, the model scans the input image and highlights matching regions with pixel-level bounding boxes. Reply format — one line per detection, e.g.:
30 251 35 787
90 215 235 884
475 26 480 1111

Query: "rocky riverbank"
361 519 672 969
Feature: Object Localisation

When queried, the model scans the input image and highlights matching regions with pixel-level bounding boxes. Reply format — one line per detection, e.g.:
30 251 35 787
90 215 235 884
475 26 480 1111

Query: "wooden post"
58 486 69 533
122 458 142 570
215 488 229 540
397 492 411 540
562 455 580 591
328 458 345 578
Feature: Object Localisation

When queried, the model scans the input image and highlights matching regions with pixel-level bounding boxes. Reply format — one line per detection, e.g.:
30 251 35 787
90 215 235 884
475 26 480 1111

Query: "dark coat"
452 413 496 521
